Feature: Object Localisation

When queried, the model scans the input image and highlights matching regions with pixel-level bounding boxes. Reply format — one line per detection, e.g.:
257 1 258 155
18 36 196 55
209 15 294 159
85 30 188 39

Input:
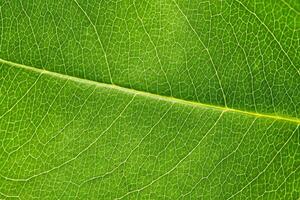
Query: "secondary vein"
0 58 299 125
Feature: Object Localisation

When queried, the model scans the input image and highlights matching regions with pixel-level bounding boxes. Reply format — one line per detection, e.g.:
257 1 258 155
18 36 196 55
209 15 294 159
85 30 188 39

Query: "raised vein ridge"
0 58 299 125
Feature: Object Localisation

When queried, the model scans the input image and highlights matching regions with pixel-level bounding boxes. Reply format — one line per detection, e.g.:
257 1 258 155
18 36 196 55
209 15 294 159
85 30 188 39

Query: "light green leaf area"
0 0 299 199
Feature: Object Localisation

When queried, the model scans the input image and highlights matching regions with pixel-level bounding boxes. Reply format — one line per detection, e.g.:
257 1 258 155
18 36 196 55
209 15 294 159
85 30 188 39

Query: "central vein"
0 58 299 125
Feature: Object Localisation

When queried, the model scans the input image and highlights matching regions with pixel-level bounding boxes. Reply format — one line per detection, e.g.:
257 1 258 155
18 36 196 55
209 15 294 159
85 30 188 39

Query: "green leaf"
0 0 299 199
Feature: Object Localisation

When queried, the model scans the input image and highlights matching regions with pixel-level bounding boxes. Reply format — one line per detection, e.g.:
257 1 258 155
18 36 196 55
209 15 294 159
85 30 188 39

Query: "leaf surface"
0 0 299 199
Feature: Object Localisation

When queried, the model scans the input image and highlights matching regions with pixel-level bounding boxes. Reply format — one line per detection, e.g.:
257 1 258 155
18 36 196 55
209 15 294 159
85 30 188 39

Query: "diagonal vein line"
0 72 42 120
234 0 300 76
171 0 228 106
280 0 300 15
180 117 258 198
0 58 300 125
72 0 113 83
133 0 173 96
5 80 68 155
114 112 224 200
0 93 136 182
78 103 174 187
226 124 299 200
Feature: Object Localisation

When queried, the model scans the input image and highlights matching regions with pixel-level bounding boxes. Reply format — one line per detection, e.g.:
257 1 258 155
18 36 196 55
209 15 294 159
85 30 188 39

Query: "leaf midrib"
1 57 299 125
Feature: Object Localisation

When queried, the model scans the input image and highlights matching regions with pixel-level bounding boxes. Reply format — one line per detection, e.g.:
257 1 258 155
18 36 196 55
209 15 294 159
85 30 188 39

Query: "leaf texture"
0 0 299 199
